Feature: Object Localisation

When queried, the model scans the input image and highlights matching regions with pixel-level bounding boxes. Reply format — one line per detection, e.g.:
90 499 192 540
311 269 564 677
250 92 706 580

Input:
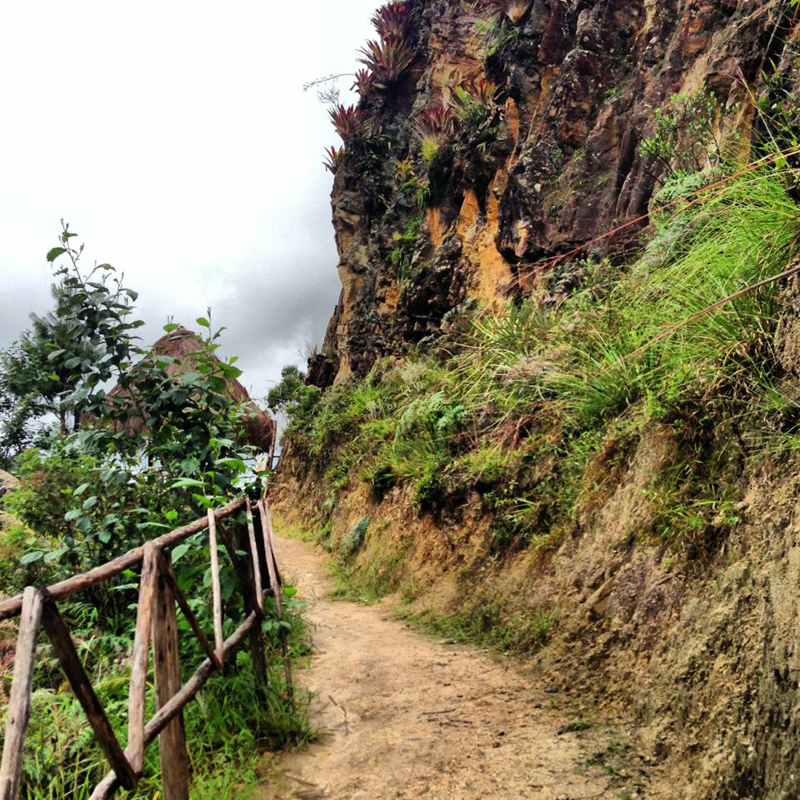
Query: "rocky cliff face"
282 2 800 797
314 0 782 386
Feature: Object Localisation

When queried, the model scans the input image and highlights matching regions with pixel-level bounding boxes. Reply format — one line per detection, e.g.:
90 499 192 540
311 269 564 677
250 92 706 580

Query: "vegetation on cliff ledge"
273 158 800 566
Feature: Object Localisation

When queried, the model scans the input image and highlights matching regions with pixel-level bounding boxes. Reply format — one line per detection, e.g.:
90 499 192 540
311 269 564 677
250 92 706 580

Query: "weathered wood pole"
152 550 190 800
245 499 263 611
257 500 293 699
41 601 137 790
235 515 269 704
127 542 159 774
207 509 224 661
0 587 44 800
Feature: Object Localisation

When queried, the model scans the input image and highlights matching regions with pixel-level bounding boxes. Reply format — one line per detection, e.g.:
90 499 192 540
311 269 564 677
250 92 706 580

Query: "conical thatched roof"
0 471 22 543
102 328 275 452
0 470 18 498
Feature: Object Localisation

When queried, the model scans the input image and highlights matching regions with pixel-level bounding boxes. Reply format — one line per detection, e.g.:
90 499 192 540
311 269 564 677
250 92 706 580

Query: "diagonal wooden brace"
41 600 137 791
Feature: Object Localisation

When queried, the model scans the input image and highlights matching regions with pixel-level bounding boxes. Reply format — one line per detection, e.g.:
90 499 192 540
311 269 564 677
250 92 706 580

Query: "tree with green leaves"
0 359 38 468
0 220 143 437
267 364 321 436
267 364 308 413
1 224 267 570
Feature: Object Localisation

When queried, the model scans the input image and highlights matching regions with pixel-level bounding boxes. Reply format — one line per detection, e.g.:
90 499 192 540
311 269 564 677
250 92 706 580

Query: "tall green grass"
550 168 800 422
289 162 800 550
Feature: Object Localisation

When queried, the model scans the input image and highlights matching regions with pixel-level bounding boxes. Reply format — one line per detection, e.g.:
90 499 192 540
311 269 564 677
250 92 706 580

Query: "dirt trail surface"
256 534 616 800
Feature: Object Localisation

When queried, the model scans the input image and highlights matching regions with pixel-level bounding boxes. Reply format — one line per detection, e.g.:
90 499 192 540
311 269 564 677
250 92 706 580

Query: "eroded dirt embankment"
256 533 651 800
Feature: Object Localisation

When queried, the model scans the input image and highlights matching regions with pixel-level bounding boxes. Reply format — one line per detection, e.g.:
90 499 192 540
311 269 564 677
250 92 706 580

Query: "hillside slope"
274 2 800 797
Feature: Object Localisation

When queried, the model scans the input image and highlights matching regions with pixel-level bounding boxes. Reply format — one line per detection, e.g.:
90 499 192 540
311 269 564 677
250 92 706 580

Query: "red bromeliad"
451 78 501 115
412 106 454 162
413 106 454 138
323 146 345 174
328 104 364 140
358 39 415 89
371 1 411 41
351 69 374 96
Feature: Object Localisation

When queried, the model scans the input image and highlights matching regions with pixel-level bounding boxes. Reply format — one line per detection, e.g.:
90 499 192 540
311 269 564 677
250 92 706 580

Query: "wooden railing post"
207 509 224 662
235 517 269 705
127 542 158 775
257 500 293 699
245 499 263 612
0 587 44 800
152 551 190 800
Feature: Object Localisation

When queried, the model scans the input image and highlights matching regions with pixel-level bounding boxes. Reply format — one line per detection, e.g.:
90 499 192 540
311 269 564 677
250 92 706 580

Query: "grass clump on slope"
551 169 799 422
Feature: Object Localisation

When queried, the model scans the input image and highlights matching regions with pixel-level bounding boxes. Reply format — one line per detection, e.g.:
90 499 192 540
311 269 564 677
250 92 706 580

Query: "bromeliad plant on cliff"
324 145 346 173
319 0 417 177
358 38 416 90
360 0 415 89
371 1 412 41
413 106 454 164
451 79 500 125
329 104 365 140
352 68 374 97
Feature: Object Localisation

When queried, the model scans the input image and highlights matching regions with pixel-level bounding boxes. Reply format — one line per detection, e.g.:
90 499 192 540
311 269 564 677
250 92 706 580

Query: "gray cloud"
0 0 379 406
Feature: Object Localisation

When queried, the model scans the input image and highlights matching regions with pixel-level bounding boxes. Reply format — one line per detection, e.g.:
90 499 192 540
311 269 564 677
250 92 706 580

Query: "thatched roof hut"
0 470 18 499
0 471 22 547
102 328 275 452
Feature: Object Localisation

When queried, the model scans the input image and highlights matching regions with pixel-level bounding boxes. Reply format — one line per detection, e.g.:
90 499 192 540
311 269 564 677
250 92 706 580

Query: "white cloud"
0 0 380 397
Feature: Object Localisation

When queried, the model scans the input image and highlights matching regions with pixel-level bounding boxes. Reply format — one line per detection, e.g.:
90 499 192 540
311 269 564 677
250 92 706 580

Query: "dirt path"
255 534 616 800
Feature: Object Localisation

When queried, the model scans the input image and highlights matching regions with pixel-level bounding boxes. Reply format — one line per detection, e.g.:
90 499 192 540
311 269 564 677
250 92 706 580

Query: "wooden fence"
0 496 291 800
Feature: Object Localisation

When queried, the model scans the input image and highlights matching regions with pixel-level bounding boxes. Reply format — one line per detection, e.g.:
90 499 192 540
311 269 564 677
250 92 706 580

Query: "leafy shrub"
268 365 322 436
2 445 163 601
640 85 723 178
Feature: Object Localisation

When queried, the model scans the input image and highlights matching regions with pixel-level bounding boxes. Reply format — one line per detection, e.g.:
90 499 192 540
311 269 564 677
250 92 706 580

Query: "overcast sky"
0 1 381 404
